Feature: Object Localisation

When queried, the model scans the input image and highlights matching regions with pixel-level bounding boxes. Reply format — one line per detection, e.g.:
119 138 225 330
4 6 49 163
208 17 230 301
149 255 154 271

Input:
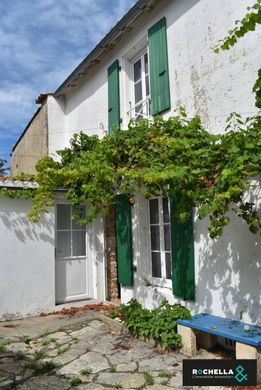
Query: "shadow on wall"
194 185 261 324
0 202 54 245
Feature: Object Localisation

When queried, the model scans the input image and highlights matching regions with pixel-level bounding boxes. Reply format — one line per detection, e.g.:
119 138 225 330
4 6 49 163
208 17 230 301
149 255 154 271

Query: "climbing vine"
0 187 36 199
0 173 37 199
3 2 261 239
214 0 261 108
28 112 261 238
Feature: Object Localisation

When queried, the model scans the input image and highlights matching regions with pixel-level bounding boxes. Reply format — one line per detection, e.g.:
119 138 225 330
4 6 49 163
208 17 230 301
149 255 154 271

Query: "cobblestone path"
0 312 229 390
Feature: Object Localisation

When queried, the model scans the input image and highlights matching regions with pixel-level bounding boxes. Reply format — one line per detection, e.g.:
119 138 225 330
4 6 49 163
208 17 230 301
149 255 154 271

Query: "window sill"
56 256 86 260
145 276 172 290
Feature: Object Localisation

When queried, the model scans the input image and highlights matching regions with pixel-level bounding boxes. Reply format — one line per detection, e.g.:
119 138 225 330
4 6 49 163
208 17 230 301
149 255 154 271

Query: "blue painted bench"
177 313 261 379
177 313 261 347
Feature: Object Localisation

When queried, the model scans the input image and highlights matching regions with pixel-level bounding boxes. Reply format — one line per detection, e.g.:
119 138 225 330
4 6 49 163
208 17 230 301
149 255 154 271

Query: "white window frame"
126 48 150 121
148 197 172 289
133 51 150 119
55 201 86 260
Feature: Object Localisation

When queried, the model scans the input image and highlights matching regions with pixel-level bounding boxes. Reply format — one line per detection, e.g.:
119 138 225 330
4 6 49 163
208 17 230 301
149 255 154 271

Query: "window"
56 204 86 258
129 52 150 121
149 197 172 282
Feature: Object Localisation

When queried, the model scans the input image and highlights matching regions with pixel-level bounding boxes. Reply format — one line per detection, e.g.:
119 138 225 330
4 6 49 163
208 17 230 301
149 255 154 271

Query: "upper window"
129 52 150 121
149 197 172 282
56 204 86 258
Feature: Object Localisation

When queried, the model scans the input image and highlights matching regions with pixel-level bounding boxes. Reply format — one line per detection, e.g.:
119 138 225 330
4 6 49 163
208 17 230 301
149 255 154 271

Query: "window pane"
72 231 86 256
150 225 160 250
152 252 162 278
165 252 172 279
144 53 148 74
57 204 71 230
164 224 171 251
57 231 71 258
145 75 150 97
135 103 143 121
163 197 170 223
135 81 142 104
134 59 141 82
135 104 142 114
149 199 159 224
72 205 86 230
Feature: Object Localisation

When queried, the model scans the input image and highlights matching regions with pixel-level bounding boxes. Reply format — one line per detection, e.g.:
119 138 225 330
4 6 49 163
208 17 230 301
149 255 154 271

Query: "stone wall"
105 205 119 302
10 102 48 176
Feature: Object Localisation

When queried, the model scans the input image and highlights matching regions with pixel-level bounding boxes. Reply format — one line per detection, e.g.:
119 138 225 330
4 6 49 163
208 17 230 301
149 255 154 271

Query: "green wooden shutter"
148 17 171 115
108 60 120 135
115 194 133 286
169 195 195 301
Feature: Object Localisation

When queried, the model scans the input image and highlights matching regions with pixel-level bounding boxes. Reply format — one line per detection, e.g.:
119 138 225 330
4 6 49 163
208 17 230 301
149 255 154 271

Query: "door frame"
55 199 90 303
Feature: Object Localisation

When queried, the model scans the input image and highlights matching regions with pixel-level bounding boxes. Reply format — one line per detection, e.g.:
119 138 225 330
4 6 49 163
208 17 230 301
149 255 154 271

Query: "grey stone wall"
10 103 48 176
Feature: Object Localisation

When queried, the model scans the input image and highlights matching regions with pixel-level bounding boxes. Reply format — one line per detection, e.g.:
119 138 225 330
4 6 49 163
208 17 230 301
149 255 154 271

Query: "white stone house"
2 0 260 322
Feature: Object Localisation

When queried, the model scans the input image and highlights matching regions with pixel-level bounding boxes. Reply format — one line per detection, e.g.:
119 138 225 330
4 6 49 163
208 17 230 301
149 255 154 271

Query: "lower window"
149 197 172 282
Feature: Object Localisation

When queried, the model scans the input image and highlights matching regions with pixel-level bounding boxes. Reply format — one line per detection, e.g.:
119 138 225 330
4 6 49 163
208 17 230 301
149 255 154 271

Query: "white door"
55 203 90 303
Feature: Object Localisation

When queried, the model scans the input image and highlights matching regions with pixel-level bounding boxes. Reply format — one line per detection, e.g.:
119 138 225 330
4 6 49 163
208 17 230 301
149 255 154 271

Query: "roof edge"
11 106 42 154
54 0 156 97
0 179 38 189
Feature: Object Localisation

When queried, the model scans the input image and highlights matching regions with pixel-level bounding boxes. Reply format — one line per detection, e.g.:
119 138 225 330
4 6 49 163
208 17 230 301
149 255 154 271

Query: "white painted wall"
0 196 55 320
50 0 260 157
121 179 261 325
47 95 66 157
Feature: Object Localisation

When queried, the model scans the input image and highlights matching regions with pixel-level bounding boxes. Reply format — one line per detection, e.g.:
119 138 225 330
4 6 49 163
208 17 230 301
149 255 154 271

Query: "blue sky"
0 0 135 170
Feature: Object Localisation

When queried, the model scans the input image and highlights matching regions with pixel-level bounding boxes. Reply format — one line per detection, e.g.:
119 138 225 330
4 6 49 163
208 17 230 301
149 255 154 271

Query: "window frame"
55 202 86 260
131 51 150 120
148 197 172 289
121 36 152 128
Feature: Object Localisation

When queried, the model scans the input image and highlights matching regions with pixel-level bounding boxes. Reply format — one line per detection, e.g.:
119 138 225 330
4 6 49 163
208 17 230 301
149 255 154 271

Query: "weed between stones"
80 368 92 376
144 372 154 385
69 376 82 386
14 351 27 360
19 336 31 344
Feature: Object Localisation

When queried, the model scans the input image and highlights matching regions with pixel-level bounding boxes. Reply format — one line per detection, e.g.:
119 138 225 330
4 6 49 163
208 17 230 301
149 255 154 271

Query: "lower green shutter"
108 60 120 135
169 195 195 301
148 17 171 115
115 195 133 286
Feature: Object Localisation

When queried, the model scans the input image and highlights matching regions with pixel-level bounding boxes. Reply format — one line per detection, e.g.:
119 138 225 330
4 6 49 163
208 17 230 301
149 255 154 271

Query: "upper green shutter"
108 60 120 135
115 194 133 286
148 17 171 115
169 195 195 301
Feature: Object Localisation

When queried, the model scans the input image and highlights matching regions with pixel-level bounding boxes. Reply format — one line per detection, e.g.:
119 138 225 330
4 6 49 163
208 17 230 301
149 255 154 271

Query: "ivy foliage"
110 298 191 350
214 0 261 108
29 112 261 239
0 172 37 199
0 187 36 199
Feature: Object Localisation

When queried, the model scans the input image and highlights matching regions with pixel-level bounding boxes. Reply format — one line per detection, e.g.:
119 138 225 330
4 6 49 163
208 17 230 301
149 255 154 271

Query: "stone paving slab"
0 310 233 390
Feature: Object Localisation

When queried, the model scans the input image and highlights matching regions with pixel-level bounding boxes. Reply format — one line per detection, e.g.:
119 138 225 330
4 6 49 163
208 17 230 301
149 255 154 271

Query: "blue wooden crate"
177 313 261 347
